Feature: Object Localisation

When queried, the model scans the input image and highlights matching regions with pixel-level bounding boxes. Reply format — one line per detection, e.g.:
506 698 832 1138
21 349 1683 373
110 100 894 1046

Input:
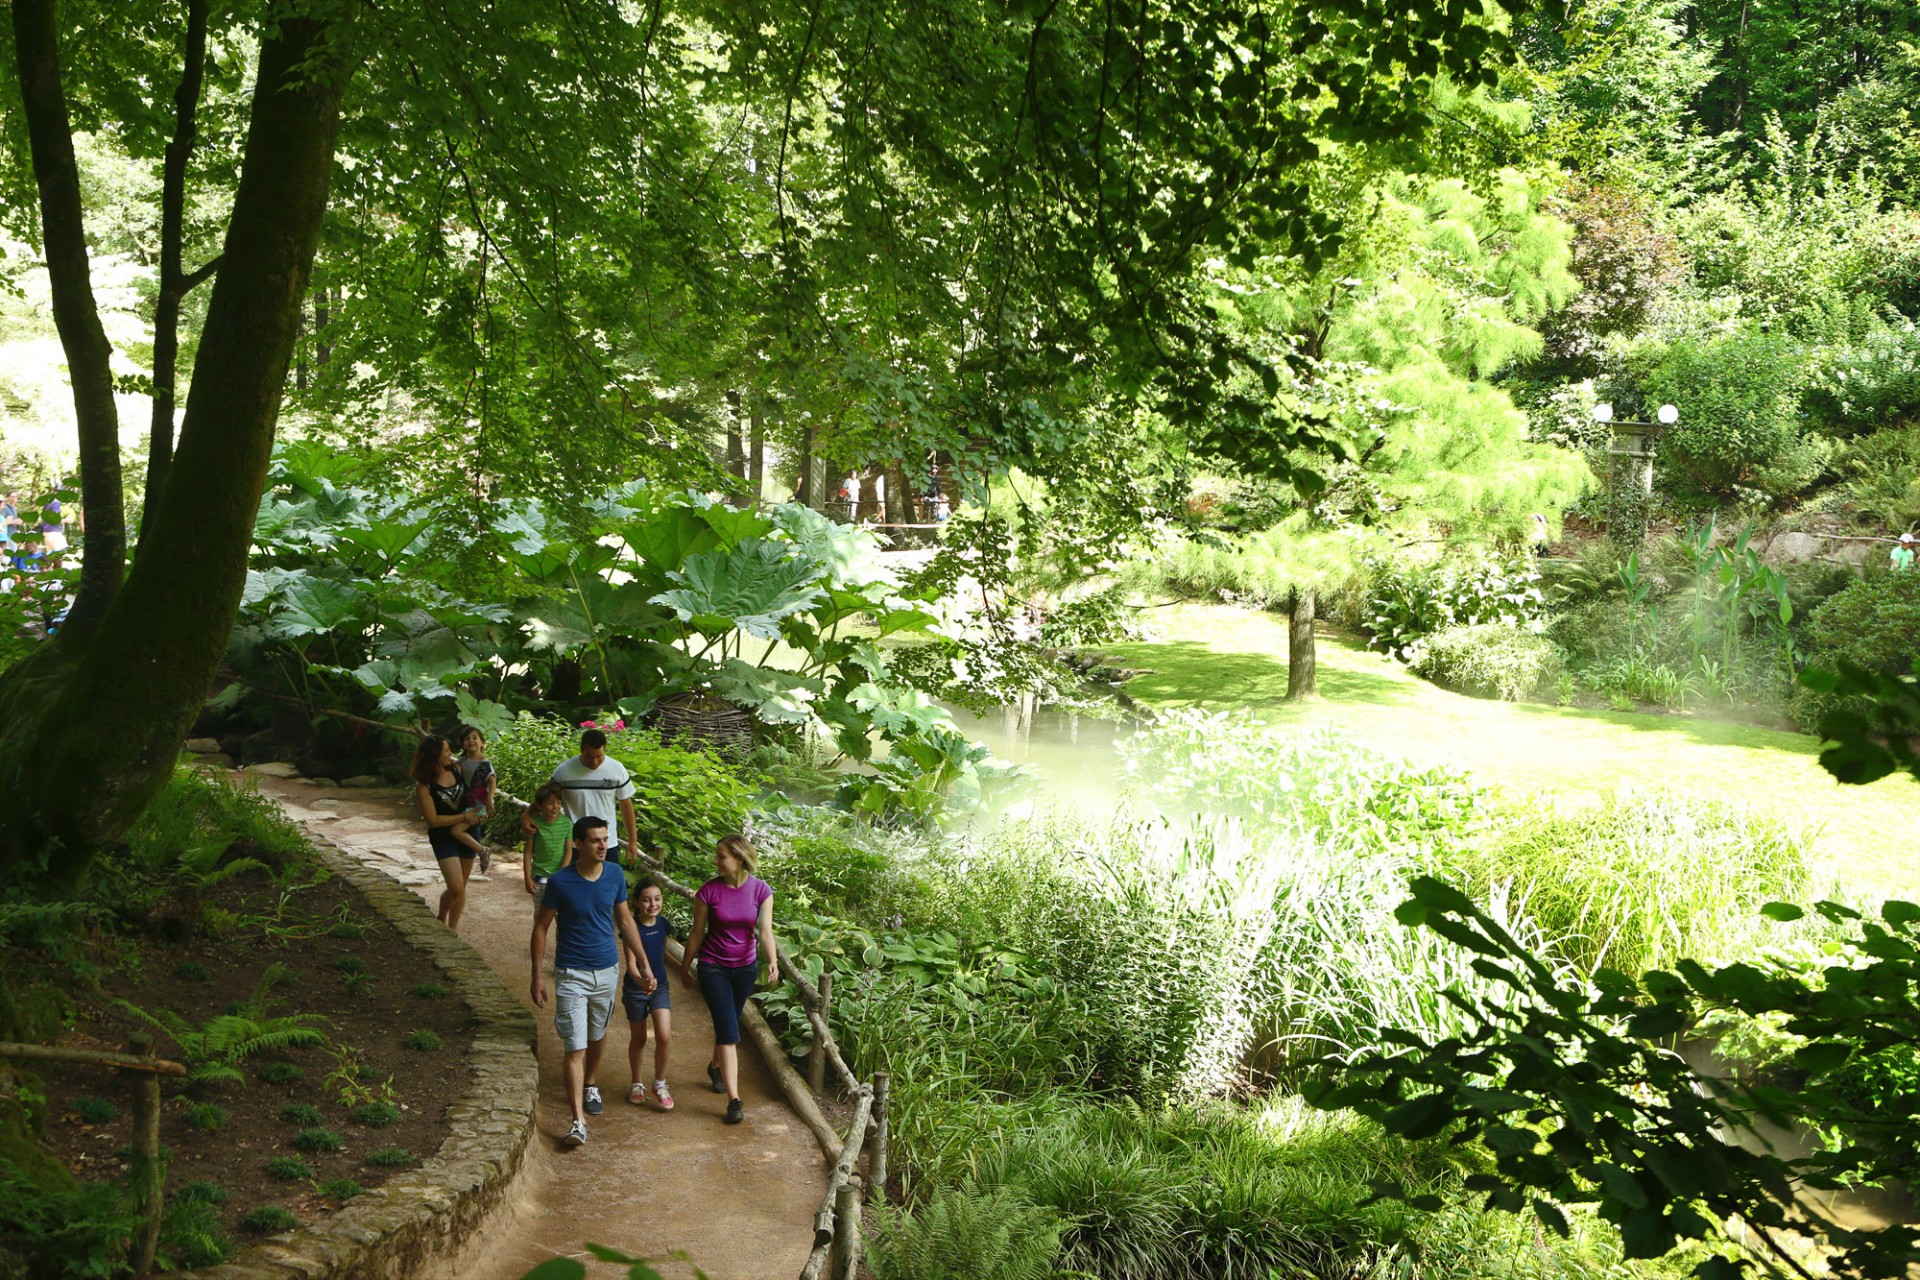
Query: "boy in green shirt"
522 782 573 911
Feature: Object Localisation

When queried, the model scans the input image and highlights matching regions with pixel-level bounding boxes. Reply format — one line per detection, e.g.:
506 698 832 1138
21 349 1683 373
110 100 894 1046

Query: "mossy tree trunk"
0 2 354 891
1286 585 1319 701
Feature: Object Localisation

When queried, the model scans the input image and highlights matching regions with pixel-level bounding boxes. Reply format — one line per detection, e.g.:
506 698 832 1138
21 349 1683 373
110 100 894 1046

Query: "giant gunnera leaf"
651 540 826 640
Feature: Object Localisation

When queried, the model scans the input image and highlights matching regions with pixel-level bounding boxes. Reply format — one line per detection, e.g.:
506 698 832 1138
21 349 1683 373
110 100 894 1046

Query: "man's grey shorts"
554 965 618 1052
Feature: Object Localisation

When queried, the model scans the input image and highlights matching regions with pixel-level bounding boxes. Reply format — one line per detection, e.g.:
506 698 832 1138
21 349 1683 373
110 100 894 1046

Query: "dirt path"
252 771 825 1280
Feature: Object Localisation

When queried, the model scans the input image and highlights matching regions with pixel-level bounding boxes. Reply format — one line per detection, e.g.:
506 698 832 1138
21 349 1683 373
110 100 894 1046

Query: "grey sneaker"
565 1119 587 1146
724 1098 744 1125
584 1085 603 1115
707 1064 724 1094
478 844 493 874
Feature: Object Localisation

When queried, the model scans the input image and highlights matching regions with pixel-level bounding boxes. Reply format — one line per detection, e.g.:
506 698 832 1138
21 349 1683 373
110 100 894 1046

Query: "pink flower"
581 719 598 729
613 719 627 730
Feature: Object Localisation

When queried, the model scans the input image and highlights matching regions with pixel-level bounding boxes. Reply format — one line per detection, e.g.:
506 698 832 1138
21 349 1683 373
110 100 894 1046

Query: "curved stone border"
180 830 538 1280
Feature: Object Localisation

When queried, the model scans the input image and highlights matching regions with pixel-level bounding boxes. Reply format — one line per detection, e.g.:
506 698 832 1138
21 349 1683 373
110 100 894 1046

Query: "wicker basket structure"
647 690 755 753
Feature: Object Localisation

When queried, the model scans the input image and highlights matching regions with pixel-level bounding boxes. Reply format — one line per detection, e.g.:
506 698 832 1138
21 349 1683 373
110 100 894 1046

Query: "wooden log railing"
499 798 891 1280
0 1037 187 1275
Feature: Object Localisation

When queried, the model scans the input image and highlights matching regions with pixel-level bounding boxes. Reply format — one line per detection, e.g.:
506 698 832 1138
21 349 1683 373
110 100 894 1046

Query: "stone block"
249 761 303 778
185 737 222 753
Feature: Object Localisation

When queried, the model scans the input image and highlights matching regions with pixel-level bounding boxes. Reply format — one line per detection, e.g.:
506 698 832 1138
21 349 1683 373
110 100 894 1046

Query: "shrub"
1833 423 1920 531
278 1103 325 1126
364 1146 413 1167
317 1178 363 1202
1803 317 1920 435
1359 552 1549 659
1463 790 1815 973
159 1197 229 1269
1636 327 1814 495
348 1101 400 1127
265 1156 314 1181
332 956 367 976
1409 623 1565 701
292 1127 344 1153
258 1061 304 1086
867 1184 1064 1280
240 1206 298 1234
0 1159 141 1279
73 1096 116 1125
1792 569 1920 729
409 981 449 999
492 714 755 878
184 1102 229 1132
403 1030 444 1052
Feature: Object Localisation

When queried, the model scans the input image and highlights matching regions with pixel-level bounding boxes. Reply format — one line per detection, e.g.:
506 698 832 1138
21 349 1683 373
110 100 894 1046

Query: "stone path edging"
177 831 539 1280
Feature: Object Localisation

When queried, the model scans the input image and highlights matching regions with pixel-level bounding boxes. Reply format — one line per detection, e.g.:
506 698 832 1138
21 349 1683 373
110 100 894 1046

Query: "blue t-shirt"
633 917 670 984
543 864 627 971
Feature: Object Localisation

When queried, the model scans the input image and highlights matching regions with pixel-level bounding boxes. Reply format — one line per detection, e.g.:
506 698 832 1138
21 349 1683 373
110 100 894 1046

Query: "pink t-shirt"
695 876 772 968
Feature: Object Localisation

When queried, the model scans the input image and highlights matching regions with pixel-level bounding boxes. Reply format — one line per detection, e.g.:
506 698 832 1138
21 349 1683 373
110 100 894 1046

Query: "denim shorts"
621 970 671 1020
553 965 618 1052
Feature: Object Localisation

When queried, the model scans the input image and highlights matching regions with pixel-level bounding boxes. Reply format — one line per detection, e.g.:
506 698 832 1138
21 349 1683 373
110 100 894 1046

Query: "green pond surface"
963 603 1920 898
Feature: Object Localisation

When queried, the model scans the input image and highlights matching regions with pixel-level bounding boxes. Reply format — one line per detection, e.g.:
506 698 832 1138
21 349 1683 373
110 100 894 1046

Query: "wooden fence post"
808 972 832 1095
866 1072 889 1201
127 1032 164 1276
828 1176 862 1280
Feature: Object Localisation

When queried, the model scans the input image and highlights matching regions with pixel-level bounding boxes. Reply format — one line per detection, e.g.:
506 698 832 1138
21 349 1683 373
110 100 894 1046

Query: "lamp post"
1594 402 1677 545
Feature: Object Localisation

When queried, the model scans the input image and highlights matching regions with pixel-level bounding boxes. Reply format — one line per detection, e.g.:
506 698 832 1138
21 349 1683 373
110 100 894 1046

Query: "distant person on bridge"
1894 532 1916 572
530 816 656 1147
681 835 778 1125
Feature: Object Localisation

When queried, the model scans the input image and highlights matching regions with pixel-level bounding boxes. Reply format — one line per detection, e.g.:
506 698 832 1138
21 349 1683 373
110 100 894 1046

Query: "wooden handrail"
0 1041 186 1076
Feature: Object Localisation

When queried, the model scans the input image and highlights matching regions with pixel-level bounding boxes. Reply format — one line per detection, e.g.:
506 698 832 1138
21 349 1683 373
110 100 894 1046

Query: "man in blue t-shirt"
530 816 655 1146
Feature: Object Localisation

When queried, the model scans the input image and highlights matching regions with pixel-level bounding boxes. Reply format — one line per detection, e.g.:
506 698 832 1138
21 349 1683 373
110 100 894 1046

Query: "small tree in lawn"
1203 166 1592 692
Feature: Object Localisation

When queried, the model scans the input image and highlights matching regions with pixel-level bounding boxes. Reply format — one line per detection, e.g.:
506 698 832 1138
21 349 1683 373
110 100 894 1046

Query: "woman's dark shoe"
724 1098 744 1125
707 1064 724 1094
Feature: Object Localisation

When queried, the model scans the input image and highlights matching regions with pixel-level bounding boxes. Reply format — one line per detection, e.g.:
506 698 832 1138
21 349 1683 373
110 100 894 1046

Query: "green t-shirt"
1894 545 1916 572
528 813 571 878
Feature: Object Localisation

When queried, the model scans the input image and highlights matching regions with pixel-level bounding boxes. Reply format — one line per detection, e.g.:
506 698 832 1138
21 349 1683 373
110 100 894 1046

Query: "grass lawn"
1085 603 1920 897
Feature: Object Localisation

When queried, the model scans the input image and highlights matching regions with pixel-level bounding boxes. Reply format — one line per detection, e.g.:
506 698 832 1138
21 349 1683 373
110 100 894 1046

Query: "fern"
867 1184 1065 1280
118 963 330 1082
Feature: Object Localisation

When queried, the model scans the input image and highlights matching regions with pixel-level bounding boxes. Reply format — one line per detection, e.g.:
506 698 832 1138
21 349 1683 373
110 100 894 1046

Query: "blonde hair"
716 834 757 875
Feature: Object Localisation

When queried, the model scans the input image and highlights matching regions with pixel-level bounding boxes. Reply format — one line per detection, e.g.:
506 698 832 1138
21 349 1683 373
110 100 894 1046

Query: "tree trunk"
141 0 215 549
748 397 766 505
0 5 355 885
724 389 747 488
883 461 909 525
1286 586 1318 701
10 0 126 640
799 423 824 510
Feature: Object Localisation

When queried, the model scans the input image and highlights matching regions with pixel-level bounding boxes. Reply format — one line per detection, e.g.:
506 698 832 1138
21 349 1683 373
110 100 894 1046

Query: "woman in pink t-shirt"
680 834 779 1124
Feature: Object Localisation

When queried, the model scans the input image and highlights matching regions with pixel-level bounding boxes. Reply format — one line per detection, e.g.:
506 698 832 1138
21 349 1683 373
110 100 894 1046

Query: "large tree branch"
10 0 126 639
141 0 213 550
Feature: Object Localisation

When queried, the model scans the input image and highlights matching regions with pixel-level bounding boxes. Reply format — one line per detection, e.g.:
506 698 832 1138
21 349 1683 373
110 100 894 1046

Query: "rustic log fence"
499 795 890 1280
0 1037 187 1275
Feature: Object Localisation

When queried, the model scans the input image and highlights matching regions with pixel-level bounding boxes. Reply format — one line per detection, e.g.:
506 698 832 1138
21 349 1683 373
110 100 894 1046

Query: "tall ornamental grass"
1464 790 1819 973
959 1098 1668 1280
